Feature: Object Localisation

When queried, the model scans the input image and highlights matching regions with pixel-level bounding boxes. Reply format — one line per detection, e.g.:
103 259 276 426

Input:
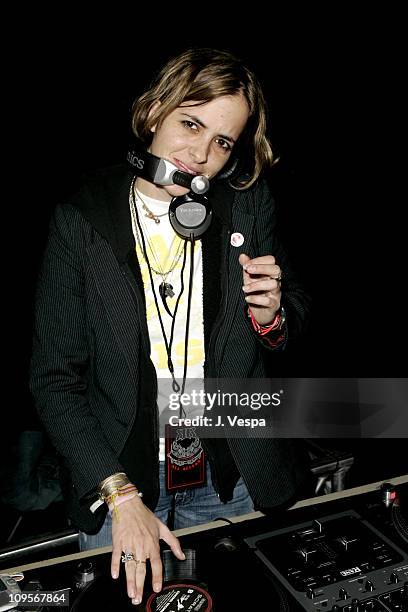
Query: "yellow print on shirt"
144 290 200 322
135 237 199 323
135 234 198 279
152 339 204 370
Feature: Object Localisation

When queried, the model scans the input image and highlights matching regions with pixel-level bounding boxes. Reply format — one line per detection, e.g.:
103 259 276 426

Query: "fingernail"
181 552 186 560
153 583 161 592
112 573 118 579
133 597 140 605
129 590 135 598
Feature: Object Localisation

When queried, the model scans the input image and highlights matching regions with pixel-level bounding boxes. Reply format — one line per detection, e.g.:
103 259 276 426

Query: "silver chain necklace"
136 188 168 224
130 186 184 303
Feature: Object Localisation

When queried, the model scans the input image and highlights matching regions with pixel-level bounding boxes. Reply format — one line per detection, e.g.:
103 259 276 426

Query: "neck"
135 177 172 202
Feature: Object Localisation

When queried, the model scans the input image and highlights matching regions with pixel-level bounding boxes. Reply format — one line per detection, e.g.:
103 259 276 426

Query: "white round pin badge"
230 232 244 247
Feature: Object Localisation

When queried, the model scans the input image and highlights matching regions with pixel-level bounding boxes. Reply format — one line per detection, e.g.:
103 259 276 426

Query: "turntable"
1 479 407 611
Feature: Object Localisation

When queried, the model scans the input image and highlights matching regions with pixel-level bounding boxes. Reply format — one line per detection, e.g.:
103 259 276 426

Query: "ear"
148 100 161 133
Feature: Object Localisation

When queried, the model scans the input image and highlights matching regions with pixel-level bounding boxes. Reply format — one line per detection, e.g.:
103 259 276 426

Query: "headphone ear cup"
169 193 212 239
216 157 240 181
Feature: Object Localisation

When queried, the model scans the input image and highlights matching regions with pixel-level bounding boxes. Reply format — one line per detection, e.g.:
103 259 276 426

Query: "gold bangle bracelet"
99 472 127 489
98 473 130 497
101 482 131 498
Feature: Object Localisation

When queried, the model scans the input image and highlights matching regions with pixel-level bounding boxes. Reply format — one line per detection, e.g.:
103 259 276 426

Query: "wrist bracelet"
90 478 143 514
248 306 286 335
108 491 143 520
98 472 131 498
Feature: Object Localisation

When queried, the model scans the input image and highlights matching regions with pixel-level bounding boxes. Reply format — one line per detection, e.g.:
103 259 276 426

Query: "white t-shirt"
130 189 205 460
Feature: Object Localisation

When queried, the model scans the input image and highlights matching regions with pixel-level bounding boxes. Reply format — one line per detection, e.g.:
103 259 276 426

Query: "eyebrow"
180 113 236 144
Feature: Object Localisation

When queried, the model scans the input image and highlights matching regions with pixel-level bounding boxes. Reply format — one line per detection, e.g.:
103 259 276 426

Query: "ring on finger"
121 552 135 563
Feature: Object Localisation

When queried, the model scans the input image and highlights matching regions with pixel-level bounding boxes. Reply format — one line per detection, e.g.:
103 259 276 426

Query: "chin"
165 185 190 198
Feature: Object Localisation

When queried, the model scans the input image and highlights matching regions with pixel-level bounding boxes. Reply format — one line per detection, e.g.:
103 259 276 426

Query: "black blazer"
30 165 312 532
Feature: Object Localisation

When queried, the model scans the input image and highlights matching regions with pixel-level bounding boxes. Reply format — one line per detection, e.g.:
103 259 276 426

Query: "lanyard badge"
165 425 206 491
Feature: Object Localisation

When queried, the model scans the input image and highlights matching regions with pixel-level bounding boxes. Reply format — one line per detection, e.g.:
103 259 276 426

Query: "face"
138 94 250 201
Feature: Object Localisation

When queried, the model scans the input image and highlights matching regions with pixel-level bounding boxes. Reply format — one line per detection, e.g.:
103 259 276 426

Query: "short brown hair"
131 48 274 189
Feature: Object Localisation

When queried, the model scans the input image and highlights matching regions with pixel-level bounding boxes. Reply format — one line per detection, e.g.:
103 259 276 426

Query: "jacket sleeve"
251 178 311 348
29 203 124 500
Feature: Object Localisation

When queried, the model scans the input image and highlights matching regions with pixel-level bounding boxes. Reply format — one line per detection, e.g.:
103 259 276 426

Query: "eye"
215 138 232 152
182 120 199 131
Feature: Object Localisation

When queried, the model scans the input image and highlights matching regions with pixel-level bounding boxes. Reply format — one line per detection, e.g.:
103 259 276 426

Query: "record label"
146 583 212 611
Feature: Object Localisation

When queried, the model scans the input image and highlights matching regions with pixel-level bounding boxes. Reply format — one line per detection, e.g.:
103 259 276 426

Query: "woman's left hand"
239 253 282 326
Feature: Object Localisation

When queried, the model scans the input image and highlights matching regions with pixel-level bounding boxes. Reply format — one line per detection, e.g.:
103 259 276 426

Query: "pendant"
161 282 174 299
159 282 175 317
145 211 160 224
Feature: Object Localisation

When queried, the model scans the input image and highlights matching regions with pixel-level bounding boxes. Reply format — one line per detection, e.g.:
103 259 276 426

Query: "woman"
30 48 311 605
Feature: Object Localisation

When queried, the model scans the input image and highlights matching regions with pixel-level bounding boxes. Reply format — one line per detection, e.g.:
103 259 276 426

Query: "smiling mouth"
173 159 199 175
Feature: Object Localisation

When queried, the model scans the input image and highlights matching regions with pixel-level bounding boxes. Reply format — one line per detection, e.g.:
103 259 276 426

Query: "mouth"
173 158 200 175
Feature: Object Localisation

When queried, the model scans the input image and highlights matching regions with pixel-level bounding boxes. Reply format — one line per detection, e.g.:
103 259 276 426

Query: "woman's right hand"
110 495 185 606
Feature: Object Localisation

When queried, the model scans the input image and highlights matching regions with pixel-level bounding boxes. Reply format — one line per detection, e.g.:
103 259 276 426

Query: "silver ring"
121 552 135 563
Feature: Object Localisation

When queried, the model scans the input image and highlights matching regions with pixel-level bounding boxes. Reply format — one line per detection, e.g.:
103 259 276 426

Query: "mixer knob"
297 547 317 562
339 587 349 600
331 606 340 612
389 572 399 584
306 587 316 599
365 579 374 591
74 561 95 590
351 598 360 611
337 535 358 551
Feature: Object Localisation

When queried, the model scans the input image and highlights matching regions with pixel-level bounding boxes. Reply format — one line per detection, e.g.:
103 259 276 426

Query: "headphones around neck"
127 141 242 240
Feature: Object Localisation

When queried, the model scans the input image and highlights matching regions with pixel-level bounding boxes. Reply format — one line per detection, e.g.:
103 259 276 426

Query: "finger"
242 255 276 267
124 560 137 600
243 279 281 293
160 526 186 560
238 253 250 266
244 264 280 277
149 551 163 593
133 559 147 605
111 546 122 580
245 294 280 308
239 253 251 283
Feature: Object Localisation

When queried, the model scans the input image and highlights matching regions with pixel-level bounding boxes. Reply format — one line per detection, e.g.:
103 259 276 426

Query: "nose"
189 136 211 164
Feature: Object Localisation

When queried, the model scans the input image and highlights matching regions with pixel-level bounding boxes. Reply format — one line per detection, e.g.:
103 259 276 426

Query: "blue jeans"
79 461 253 550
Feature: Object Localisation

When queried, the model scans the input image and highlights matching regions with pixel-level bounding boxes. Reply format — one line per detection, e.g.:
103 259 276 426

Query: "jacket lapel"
86 240 147 393
221 206 255 342
203 181 255 368
72 167 150 388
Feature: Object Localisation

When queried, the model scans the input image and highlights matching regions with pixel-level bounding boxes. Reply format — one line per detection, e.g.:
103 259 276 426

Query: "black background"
7 14 406 486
